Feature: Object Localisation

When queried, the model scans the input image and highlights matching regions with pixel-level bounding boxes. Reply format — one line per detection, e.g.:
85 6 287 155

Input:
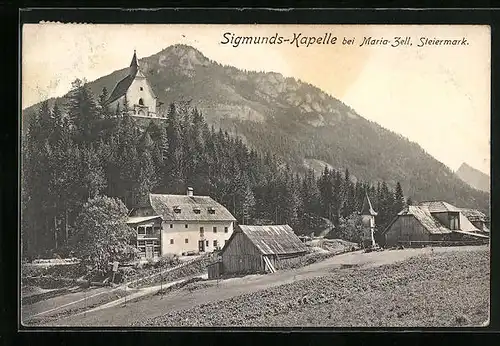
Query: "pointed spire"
129 50 138 77
361 191 377 216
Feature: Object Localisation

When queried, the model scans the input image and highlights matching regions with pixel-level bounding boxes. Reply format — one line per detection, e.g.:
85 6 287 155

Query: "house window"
146 226 153 235
170 239 174 244
213 226 217 233
139 98 144 106
205 240 209 247
140 87 143 91
154 226 161 233
449 214 459 230
200 227 204 235
185 238 189 244
224 227 228 233
137 227 146 235
170 224 173 228
185 224 188 228
213 240 218 247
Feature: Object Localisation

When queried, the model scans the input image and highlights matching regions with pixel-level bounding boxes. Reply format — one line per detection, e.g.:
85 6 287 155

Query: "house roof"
106 75 135 105
460 208 488 222
360 193 377 216
126 215 162 225
418 201 461 213
149 193 236 222
237 224 308 256
394 206 453 234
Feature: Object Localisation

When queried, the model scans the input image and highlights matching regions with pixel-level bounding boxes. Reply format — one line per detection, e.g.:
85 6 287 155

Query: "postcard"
20 22 490 328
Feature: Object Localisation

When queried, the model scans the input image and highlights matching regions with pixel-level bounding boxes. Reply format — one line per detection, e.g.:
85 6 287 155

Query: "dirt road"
40 245 486 327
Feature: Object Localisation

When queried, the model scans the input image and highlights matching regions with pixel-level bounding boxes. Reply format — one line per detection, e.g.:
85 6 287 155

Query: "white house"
126 188 236 258
105 50 158 118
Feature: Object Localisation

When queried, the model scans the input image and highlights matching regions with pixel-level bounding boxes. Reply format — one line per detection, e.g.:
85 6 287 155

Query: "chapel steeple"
361 192 378 216
129 50 138 77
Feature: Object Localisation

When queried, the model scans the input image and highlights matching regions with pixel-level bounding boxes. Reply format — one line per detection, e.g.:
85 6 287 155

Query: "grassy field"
137 247 489 327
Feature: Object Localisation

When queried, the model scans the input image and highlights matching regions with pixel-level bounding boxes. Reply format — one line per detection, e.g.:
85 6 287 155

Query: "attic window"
173 206 181 214
208 207 215 214
193 207 201 214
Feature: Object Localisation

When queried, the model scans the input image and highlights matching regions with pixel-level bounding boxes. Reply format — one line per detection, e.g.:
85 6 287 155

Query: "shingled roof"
106 75 135 105
148 193 236 222
460 208 488 222
418 201 461 213
126 215 162 225
237 225 308 256
383 206 452 235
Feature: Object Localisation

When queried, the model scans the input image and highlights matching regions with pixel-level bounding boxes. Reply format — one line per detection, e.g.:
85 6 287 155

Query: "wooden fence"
396 239 489 247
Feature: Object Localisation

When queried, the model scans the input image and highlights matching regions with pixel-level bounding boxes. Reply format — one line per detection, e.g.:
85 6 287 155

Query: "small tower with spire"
360 192 378 247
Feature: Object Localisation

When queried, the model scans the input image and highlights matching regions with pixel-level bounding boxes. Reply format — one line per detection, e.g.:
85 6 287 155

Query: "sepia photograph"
20 23 490 328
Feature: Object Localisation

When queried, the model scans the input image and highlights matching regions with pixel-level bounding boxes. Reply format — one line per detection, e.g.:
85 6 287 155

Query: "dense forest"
22 80 409 258
22 45 489 217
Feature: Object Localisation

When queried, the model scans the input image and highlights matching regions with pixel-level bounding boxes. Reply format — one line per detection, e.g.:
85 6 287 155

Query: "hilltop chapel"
105 51 159 117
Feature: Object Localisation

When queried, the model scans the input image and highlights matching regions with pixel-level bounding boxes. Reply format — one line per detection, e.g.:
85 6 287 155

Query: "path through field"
36 245 488 327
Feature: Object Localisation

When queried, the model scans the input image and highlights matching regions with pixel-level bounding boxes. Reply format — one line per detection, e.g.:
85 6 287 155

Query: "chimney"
187 187 194 197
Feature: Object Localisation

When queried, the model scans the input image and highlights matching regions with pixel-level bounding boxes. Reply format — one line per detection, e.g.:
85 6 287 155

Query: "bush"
154 254 180 269
118 266 137 281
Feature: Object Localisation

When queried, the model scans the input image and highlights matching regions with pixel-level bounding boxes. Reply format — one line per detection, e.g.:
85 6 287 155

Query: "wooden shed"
207 260 223 280
382 203 489 247
220 224 308 275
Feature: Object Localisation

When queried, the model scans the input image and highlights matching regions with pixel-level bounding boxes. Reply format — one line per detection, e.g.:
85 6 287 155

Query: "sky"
22 24 491 175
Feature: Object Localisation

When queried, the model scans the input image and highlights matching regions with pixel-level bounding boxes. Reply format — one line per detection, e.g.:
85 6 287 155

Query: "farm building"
381 201 489 247
460 208 490 234
220 225 308 275
127 188 236 259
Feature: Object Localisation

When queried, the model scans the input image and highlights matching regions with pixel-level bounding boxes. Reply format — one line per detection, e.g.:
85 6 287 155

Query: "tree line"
21 79 409 258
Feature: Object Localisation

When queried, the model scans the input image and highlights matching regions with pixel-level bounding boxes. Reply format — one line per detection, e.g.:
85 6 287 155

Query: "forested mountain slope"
22 44 489 215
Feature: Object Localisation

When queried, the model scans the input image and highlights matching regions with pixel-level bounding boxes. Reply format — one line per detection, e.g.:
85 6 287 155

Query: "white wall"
361 215 375 229
126 76 157 114
160 221 234 255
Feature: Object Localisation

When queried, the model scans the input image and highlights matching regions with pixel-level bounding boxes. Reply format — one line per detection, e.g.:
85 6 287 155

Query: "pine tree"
393 181 405 213
318 166 333 219
67 79 101 144
134 149 157 205
80 145 107 200
123 93 130 113
240 175 256 224
98 87 108 106
283 170 301 228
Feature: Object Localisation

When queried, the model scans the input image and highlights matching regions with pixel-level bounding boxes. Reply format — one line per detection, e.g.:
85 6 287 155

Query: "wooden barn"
460 208 490 234
220 225 308 275
382 201 489 247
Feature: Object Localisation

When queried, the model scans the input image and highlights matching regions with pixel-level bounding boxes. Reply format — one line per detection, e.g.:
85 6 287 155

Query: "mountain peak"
456 162 490 193
151 44 211 77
